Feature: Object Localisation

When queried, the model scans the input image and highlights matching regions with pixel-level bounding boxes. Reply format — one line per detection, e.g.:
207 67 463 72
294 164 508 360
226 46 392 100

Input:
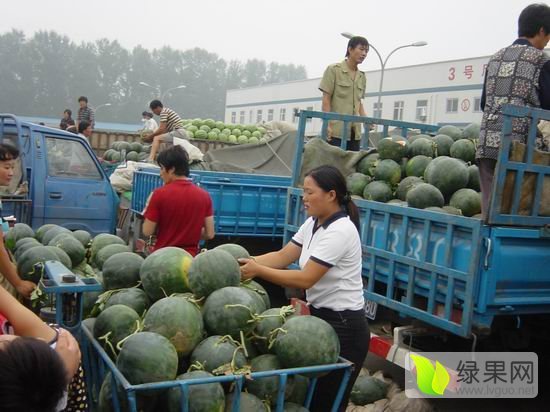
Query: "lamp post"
341 32 427 119
161 85 186 101
93 103 112 114
139 82 186 101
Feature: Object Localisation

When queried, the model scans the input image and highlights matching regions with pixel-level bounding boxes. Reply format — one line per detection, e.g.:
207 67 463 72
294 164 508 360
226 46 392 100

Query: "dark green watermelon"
214 243 251 261
190 335 247 374
462 123 481 139
97 373 159 412
143 296 204 358
376 137 406 162
350 375 388 405
438 125 463 141
395 176 423 201
166 370 225 412
103 252 144 291
449 188 481 217
406 183 445 209
363 181 393 202
104 288 150 316
241 280 270 310
93 304 141 359
283 403 309 412
48 234 86 267
253 307 295 354
14 240 42 261
247 354 294 404
408 137 434 157
90 233 125 261
434 134 454 157
467 165 481 191
424 156 469 198
346 173 371 196
5 223 35 250
406 155 432 177
44 246 73 269
225 392 268 412
14 237 40 251
356 153 379 176
373 159 401 185
17 246 59 283
94 243 131 270
286 375 309 405
72 230 92 247
188 249 241 298
450 139 476 163
42 226 71 246
35 224 58 243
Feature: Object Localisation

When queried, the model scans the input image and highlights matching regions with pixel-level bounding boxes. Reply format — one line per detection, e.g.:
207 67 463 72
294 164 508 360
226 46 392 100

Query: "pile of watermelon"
68 241 335 411
181 118 269 145
348 123 483 218
102 141 150 163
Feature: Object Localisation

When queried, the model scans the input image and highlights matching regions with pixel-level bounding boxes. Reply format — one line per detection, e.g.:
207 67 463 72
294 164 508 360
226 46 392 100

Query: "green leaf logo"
410 354 450 396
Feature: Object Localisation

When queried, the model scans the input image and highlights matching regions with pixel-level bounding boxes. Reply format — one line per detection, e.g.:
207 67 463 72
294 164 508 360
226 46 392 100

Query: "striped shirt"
78 106 95 128
160 107 184 132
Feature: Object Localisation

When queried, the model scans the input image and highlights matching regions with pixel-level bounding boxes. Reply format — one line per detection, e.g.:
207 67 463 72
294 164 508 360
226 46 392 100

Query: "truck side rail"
488 104 550 227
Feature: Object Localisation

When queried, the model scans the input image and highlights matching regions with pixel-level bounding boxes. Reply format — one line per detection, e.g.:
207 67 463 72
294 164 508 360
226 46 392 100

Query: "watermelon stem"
98 331 118 359
267 327 287 350
115 319 144 351
224 304 261 325
239 330 249 358
188 361 206 372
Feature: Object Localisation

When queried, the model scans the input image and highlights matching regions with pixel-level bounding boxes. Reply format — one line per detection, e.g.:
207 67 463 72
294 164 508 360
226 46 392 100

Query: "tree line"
0 30 307 123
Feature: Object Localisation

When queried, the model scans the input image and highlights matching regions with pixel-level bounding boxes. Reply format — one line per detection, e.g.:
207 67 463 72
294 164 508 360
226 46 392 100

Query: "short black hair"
142 111 153 118
0 143 19 161
346 36 369 57
78 96 88 103
0 337 68 412
78 120 91 134
157 145 189 176
149 100 163 110
64 109 72 116
518 3 550 37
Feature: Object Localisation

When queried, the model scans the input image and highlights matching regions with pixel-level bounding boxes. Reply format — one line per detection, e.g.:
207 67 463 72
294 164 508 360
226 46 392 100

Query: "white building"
225 54 491 135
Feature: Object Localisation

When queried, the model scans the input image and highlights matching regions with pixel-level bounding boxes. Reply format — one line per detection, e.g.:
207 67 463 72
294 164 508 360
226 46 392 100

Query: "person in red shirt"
142 145 214 256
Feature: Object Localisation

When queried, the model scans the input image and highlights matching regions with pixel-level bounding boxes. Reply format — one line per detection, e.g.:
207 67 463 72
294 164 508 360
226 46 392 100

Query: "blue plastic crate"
81 324 353 412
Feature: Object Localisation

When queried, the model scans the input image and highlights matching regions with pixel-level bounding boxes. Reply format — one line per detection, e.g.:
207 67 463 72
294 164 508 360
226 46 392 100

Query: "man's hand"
239 258 261 280
326 124 333 141
16 280 37 299
55 328 81 381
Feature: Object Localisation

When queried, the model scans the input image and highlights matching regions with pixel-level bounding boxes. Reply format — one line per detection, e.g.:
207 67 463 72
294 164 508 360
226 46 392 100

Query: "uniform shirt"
143 179 213 256
319 60 366 140
159 107 185 132
77 106 95 128
291 211 364 311
143 118 158 132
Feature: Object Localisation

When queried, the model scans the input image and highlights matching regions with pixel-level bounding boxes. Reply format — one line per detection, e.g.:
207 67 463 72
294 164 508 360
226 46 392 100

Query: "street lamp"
93 103 112 114
341 32 427 119
161 85 186 101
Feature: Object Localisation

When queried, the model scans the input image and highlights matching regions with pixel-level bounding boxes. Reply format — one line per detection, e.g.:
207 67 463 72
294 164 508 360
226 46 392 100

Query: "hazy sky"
0 0 540 78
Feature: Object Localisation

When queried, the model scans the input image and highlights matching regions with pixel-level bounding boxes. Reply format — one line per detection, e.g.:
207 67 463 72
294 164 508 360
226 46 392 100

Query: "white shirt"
143 118 158 132
291 211 364 311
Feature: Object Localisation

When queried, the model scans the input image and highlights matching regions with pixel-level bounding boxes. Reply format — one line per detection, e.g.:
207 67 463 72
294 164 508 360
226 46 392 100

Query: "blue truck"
0 114 118 234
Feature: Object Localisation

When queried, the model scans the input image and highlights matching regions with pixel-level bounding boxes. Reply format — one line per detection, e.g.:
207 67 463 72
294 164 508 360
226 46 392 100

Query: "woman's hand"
15 280 37 300
55 329 81 382
238 258 261 280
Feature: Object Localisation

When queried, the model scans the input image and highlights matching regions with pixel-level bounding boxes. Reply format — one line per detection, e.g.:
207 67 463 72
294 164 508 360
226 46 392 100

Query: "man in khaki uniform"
319 36 369 151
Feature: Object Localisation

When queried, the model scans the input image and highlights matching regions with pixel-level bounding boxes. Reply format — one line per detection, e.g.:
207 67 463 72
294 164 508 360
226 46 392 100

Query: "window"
268 109 274 121
239 111 245 124
249 110 254 123
446 98 459 113
393 101 404 121
373 102 383 118
293 107 300 123
46 137 101 179
474 97 482 112
279 108 286 121
306 106 313 123
416 100 428 122
231 111 236 123
256 109 263 123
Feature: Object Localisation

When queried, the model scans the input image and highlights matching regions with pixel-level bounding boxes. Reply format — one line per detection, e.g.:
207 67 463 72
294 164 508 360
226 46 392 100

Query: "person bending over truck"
142 145 215 256
239 165 369 411
319 36 369 151
477 3 550 218
0 144 36 299
145 100 188 162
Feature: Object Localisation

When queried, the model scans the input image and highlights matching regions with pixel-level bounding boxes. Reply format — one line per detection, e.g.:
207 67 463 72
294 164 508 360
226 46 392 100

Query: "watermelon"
438 125 463 141
17 246 59 283
247 354 293 404
395 176 423 201
111 152 122 162
190 335 247 374
204 119 216 129
238 135 249 144
228 135 238 143
126 151 139 161
187 125 199 133
203 286 265 338
93 305 141 359
251 130 262 138
219 133 228 142
253 307 295 354
117 332 178 386
222 128 232 135
90 234 125 260
15 237 40 251
214 243 250 261
118 141 131 152
283 403 309 412
166 371 225 412
241 280 270 310
376 137 406 162
48 234 86 267
103 252 144 291
241 130 251 137
215 121 225 130
346 173 371 196
232 128 242 137
350 376 388 406
98 373 159 412
387 199 407 206
363 181 393 202
191 119 202 126
467 165 481 191
199 125 211 133
400 158 408 178
129 142 143 153
357 153 379 176
406 155 432 177
44 246 73 269
286 375 309 405
143 296 204 357
5 223 35 250
434 134 455 157
462 123 481 140
407 134 432 144
248 136 260 144
140 247 193 302
35 224 58 243
273 316 339 369
425 206 445 213
195 129 207 139
72 230 92 247
104 288 150 316
406 183 445 209
14 240 42 261
424 156 469 198
449 188 481 217
188 249 241 298
94 243 131 270
442 205 463 215
450 139 476 163
408 137 434 157
373 159 401 185
225 392 267 412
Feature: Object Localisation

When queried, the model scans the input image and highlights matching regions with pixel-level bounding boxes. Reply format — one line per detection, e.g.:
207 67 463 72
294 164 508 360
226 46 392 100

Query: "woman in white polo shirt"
240 165 369 411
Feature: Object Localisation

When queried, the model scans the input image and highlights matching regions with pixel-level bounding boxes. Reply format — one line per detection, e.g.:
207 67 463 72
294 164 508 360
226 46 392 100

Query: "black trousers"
328 137 360 151
309 306 370 412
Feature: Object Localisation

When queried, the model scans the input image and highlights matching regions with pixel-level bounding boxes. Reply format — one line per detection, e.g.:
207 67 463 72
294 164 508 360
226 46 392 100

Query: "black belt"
310 305 365 319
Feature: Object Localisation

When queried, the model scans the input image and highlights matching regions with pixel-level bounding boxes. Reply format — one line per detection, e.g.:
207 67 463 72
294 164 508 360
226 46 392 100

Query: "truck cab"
0 114 118 234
